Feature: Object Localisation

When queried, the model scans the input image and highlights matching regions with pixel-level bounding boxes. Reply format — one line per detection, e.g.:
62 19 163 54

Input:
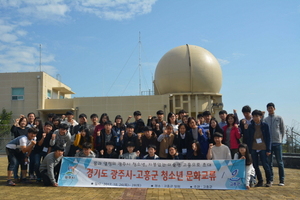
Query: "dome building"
154 44 223 117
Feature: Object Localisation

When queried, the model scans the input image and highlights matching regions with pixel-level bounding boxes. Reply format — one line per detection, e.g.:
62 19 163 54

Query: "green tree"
0 108 12 135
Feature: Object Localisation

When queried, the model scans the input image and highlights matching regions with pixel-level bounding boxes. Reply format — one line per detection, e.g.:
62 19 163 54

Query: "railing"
0 125 12 154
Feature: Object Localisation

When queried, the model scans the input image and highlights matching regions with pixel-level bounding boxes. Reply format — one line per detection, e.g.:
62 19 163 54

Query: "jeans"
268 144 284 182
33 151 47 179
251 149 271 183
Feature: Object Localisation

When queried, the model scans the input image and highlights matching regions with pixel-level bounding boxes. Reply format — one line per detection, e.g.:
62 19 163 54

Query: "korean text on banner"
58 158 246 190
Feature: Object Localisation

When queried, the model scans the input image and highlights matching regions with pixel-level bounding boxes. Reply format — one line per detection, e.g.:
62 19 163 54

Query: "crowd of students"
5 103 285 189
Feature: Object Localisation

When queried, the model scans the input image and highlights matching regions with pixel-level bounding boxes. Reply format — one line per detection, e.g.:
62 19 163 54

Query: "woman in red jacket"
222 114 241 159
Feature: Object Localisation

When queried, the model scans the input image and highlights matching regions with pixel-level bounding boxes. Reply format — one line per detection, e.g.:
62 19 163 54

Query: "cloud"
1 0 156 21
0 19 57 76
217 58 230 65
232 52 245 59
73 0 157 20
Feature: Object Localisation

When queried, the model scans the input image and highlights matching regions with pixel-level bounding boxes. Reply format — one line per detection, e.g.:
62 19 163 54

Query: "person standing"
264 103 285 186
244 110 272 187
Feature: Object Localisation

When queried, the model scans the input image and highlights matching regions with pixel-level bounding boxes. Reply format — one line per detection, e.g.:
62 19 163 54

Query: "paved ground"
0 156 299 200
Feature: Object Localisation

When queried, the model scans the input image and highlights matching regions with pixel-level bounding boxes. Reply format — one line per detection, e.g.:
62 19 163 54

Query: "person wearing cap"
49 123 71 156
6 128 38 186
69 113 88 156
139 126 158 157
125 111 145 134
99 141 118 159
119 141 140 159
39 145 64 186
121 124 139 154
31 121 54 182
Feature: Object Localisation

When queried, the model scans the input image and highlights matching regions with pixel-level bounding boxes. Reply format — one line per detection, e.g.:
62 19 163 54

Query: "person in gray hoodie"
49 123 71 156
264 102 285 186
39 145 64 186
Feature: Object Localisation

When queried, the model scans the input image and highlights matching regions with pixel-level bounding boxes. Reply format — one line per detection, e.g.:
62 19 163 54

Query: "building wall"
0 72 74 121
43 94 170 122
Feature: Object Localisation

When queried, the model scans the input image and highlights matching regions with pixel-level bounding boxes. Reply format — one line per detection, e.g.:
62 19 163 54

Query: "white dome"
154 44 222 95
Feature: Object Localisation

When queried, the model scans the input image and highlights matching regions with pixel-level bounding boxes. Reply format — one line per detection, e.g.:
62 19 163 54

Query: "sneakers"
265 181 272 187
7 180 16 186
29 174 36 180
279 182 285 186
21 178 32 184
255 181 263 187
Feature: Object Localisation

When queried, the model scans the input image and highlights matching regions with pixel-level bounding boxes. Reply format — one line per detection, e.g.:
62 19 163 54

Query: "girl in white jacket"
234 143 255 189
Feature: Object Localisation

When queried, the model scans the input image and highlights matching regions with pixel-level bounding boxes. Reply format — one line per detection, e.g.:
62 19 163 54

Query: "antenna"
139 31 142 95
39 44 42 72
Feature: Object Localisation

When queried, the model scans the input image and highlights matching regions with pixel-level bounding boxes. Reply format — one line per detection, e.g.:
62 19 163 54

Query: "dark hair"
104 121 113 126
226 114 237 126
114 115 123 125
197 113 203 118
165 124 173 129
126 141 135 147
59 123 69 130
168 144 177 151
34 117 43 131
242 105 251 113
148 144 156 150
18 117 28 126
213 132 223 138
79 113 87 119
99 113 109 125
47 113 55 118
53 145 65 152
90 113 98 119
167 112 178 125
178 109 187 114
252 109 263 116
44 121 53 127
79 127 92 145
143 126 152 132
156 110 164 115
219 110 227 115
66 111 74 115
127 124 134 129
105 141 114 146
52 117 61 122
191 140 202 157
209 118 223 141
133 111 141 116
267 102 275 108
27 112 36 117
187 117 197 128
82 142 92 149
203 111 211 116
28 127 38 134
178 123 187 132
237 143 252 166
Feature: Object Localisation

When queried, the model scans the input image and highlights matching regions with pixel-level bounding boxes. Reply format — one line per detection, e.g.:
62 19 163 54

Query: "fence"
0 125 13 154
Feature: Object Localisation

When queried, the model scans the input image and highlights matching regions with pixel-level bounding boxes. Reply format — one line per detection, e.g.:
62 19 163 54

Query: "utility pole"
139 32 142 95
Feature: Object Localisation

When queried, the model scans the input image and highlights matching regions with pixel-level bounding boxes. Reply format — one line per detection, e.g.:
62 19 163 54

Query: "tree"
0 108 12 135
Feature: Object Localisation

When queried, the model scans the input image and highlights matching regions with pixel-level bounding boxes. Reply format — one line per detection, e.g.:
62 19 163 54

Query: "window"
47 89 52 99
60 95 64 99
12 88 24 100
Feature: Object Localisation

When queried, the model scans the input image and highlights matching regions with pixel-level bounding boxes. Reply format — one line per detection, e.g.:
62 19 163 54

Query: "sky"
0 0 300 129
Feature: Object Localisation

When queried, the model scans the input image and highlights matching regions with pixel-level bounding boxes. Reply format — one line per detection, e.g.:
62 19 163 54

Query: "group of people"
5 103 285 189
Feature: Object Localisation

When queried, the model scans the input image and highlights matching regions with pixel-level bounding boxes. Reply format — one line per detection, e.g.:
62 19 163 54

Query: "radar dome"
154 44 222 95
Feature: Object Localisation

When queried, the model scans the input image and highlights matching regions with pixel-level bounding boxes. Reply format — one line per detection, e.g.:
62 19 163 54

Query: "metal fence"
0 125 13 154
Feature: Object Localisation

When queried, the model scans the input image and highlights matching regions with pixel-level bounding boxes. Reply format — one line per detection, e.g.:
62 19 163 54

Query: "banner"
58 157 246 190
